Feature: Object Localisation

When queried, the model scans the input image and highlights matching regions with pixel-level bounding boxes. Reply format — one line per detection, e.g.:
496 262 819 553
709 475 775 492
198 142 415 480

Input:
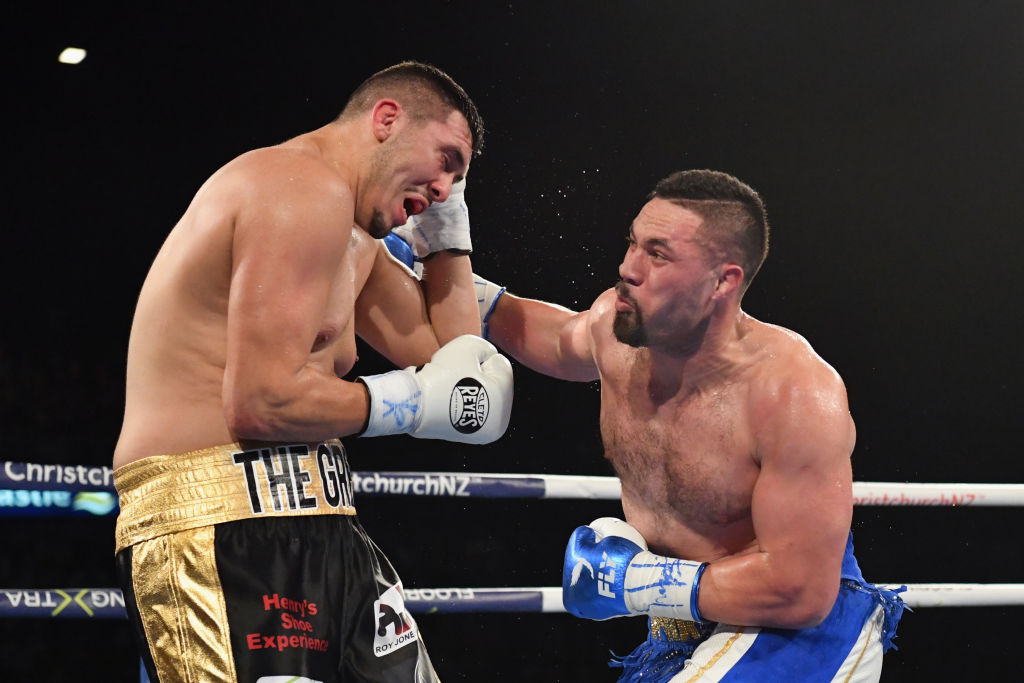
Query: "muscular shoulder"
744 319 853 445
225 145 352 210
206 145 355 250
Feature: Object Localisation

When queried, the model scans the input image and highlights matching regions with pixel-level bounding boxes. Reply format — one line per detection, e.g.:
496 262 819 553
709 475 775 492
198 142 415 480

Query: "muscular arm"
697 363 856 629
355 242 455 368
420 251 480 341
485 289 603 382
222 169 371 441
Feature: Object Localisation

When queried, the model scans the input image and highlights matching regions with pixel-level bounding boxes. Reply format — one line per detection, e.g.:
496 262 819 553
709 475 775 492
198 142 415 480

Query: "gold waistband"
650 616 716 642
114 440 356 553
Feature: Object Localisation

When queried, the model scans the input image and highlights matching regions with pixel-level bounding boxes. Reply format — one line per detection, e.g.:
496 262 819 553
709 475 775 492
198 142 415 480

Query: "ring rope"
2 461 1023 507
2 584 1022 619
3 465 1022 613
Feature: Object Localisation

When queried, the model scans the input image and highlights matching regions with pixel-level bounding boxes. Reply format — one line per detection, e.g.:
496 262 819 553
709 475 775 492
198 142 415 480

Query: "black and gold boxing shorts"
114 440 439 683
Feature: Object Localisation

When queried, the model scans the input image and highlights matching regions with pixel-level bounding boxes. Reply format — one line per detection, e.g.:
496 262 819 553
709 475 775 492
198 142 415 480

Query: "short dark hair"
650 170 769 293
339 61 484 156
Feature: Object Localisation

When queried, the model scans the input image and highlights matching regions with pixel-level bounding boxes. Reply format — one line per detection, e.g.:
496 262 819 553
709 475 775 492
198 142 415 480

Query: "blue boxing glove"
382 232 416 271
563 517 648 620
562 517 708 622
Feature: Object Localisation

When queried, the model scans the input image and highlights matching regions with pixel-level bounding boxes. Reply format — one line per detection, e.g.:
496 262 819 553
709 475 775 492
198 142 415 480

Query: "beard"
613 282 647 347
366 208 393 238
613 309 647 347
364 143 400 238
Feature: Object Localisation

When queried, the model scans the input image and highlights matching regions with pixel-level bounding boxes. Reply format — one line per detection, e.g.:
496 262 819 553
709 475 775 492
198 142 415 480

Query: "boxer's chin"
613 311 646 347
367 210 392 239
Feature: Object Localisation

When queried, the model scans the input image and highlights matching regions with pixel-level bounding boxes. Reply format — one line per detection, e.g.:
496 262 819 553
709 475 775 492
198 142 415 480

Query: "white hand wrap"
473 273 506 340
591 517 708 622
395 178 471 258
624 551 707 622
358 370 423 437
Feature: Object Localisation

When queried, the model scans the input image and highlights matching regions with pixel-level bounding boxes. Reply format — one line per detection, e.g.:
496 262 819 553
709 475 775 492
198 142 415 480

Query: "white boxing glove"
392 177 471 261
357 334 513 444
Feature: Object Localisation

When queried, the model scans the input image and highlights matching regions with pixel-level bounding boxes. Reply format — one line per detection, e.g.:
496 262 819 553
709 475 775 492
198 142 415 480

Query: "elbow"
223 381 286 441
772 581 839 629
224 400 276 441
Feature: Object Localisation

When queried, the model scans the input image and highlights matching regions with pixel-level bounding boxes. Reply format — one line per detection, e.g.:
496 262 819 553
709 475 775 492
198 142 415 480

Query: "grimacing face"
364 108 472 239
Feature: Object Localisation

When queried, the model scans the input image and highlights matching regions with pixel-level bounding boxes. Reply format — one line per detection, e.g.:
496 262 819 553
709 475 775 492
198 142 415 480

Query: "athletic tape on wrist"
473 276 506 340
357 370 422 437
624 551 708 622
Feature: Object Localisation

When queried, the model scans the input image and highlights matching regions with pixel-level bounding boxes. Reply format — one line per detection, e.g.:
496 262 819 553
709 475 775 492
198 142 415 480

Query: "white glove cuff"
409 179 471 256
357 370 422 437
624 551 708 622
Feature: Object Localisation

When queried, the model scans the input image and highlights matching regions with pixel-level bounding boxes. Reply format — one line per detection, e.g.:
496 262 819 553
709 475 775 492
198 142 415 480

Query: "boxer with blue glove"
563 517 706 622
474 170 905 682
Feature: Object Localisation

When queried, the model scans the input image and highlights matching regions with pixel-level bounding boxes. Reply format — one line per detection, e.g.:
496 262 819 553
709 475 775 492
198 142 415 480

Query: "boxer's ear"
371 99 402 142
713 264 744 299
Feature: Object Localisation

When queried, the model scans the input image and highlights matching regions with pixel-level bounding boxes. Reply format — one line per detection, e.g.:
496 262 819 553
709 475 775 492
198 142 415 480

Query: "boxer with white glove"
563 517 707 622
358 334 513 444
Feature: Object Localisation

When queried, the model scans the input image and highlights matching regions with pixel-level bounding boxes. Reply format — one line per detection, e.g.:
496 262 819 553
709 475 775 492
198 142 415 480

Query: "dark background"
3 1 1023 680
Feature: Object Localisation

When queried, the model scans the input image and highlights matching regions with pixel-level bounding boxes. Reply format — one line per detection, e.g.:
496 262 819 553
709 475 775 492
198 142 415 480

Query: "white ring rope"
2 461 1023 506
3 461 1021 613
1 583 1022 619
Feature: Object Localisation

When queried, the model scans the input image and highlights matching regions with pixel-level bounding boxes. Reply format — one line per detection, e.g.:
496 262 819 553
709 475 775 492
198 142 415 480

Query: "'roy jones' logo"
373 583 418 657
449 378 488 434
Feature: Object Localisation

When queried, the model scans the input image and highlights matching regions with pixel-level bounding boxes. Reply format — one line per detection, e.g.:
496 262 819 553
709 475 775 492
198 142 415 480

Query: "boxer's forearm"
696 552 840 629
487 292 598 382
420 252 481 342
224 368 371 442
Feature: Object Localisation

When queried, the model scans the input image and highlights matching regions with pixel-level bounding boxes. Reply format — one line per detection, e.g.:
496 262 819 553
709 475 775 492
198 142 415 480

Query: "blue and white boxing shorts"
611 534 905 683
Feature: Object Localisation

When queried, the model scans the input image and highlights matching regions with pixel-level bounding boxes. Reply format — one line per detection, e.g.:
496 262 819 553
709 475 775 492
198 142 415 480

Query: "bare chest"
311 232 377 377
600 380 759 531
